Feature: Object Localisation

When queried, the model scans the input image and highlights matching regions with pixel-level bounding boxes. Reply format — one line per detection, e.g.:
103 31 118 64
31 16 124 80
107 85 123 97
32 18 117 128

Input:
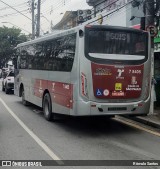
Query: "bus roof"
16 24 146 48
16 26 81 48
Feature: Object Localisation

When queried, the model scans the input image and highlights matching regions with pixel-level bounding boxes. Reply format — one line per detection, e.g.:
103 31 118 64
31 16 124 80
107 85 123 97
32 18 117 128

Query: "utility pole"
36 0 41 37
145 0 156 114
32 0 35 39
145 0 155 47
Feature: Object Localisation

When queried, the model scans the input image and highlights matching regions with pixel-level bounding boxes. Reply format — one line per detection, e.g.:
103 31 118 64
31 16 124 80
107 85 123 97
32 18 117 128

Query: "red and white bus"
14 25 151 121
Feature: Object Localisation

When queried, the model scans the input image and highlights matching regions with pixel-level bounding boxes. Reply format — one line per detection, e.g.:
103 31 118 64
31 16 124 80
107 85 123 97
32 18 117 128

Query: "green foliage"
0 26 29 68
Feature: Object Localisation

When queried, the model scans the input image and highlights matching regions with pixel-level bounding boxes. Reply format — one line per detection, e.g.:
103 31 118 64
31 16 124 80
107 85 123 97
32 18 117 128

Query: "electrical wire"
41 0 47 5
0 0 32 21
0 10 29 18
41 0 68 15
0 2 28 10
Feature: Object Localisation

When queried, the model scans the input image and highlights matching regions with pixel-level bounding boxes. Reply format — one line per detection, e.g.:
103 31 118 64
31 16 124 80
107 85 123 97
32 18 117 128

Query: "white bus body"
14 25 151 121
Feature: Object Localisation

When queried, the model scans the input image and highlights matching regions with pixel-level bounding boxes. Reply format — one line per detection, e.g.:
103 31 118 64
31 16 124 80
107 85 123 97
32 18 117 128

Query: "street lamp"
1 21 31 34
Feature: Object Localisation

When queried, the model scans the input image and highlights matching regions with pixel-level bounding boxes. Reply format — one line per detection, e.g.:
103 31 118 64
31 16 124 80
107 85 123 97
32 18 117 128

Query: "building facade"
52 11 78 30
86 0 144 27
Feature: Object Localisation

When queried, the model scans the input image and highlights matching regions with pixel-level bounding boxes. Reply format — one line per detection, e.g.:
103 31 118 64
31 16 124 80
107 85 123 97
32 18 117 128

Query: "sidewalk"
132 109 160 129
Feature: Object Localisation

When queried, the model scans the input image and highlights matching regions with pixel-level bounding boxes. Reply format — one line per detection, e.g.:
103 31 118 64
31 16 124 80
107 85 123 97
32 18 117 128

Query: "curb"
130 116 160 129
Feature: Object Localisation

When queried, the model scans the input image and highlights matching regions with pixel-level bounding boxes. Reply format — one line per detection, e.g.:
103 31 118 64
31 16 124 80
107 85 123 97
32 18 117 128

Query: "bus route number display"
109 33 127 41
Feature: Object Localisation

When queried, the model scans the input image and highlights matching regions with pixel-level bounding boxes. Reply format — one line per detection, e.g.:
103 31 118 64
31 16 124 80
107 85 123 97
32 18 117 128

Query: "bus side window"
54 34 76 72
20 47 28 69
44 41 52 70
34 43 43 70
17 57 20 69
42 33 76 71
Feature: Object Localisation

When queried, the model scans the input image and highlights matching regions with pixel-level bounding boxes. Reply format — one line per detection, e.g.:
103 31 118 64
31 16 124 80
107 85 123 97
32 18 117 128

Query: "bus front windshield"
87 30 147 56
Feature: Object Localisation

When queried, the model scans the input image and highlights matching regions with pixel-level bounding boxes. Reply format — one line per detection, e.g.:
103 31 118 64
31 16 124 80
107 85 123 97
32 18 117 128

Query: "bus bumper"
74 96 150 116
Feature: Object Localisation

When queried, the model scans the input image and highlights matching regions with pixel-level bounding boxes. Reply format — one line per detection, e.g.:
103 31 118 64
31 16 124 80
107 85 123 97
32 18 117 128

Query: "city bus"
14 25 151 121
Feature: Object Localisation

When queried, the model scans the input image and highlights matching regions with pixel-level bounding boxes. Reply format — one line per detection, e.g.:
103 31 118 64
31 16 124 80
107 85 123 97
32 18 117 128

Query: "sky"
0 0 91 35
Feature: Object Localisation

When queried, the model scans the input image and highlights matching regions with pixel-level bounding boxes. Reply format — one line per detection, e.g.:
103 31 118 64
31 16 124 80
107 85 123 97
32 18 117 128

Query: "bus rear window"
87 30 147 56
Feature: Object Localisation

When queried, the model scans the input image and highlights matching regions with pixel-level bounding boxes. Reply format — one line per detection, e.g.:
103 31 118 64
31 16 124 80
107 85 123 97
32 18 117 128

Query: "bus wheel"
43 93 54 121
22 88 29 106
5 84 9 94
2 84 5 91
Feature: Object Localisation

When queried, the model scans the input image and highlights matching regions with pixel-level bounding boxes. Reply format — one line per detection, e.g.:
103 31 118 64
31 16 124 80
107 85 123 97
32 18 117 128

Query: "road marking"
114 116 160 137
0 97 62 162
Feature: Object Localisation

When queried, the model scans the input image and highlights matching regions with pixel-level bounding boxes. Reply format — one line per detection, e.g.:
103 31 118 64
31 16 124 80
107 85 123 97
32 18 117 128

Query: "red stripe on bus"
34 79 73 109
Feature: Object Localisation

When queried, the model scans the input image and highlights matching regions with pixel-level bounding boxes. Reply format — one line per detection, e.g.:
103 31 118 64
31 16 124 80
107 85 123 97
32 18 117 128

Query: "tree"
0 26 29 68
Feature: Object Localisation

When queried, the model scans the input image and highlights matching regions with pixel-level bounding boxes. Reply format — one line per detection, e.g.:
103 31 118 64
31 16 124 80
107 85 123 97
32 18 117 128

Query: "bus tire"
2 84 5 91
22 88 29 106
43 93 53 121
5 84 9 94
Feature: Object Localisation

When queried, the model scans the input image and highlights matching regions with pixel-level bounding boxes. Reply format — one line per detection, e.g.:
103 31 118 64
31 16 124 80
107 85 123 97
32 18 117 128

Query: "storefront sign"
154 31 160 43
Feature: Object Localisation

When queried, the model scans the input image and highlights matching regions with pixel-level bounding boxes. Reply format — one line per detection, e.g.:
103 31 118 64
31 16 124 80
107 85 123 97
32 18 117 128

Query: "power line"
0 2 28 11
41 0 47 5
41 13 50 23
0 0 32 21
41 0 68 16
0 9 29 18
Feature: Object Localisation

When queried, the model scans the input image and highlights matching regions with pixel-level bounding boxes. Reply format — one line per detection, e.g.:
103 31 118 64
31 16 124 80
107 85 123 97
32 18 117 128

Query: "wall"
86 0 143 27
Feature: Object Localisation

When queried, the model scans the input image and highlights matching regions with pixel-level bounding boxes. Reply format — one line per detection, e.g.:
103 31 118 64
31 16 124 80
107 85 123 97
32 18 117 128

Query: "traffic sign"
146 25 158 37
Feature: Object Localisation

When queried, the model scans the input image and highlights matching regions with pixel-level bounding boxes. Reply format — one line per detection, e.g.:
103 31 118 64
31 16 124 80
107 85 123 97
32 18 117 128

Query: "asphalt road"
0 83 160 169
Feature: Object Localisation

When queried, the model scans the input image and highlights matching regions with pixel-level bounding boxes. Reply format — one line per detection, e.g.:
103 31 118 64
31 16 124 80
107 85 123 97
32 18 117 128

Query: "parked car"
2 71 14 94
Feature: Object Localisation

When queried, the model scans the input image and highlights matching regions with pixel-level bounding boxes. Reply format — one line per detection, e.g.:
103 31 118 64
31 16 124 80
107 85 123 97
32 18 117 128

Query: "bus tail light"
138 103 143 107
81 73 88 98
